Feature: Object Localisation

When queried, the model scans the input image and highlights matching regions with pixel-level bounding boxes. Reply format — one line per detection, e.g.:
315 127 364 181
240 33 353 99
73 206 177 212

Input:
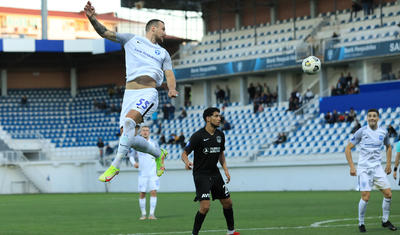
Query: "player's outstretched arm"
393 152 400 179
181 151 193 170
84 1 117 42
385 144 392 175
164 70 178 98
219 152 230 183
345 142 357 176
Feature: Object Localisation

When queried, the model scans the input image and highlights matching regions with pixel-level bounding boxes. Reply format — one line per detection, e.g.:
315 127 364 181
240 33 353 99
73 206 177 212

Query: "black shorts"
193 173 230 201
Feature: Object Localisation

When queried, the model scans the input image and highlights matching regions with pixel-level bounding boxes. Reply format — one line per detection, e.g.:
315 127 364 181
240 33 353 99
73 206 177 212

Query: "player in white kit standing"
84 1 178 182
345 109 397 233
129 126 160 220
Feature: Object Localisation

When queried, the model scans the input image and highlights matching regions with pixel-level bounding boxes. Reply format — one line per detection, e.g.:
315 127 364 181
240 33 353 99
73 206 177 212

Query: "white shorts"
138 175 160 192
357 165 391 191
119 88 158 128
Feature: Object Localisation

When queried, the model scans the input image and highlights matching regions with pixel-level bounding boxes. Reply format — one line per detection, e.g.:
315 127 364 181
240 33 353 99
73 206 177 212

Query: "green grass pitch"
0 191 399 235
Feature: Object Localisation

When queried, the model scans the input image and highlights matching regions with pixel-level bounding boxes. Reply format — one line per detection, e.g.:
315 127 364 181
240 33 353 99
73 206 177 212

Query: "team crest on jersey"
379 135 383 140
155 49 161 55
216 136 221 143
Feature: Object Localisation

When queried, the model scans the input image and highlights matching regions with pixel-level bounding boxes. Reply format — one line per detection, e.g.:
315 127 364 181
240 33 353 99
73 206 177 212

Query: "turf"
0 191 399 235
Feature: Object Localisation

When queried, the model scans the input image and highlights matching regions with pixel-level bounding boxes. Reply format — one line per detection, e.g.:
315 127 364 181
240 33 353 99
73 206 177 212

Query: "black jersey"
184 127 225 175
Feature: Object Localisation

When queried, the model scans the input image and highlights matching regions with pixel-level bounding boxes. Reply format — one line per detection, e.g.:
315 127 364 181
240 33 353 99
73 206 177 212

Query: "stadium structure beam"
292 0 296 40
41 0 48 40
204 80 211 107
70 68 77 98
277 72 286 103
239 76 248 105
310 0 317 18
380 0 383 27
1 69 7 97
218 0 222 50
333 0 337 20
319 67 328 97
234 0 242 30
253 0 257 45
270 0 277 24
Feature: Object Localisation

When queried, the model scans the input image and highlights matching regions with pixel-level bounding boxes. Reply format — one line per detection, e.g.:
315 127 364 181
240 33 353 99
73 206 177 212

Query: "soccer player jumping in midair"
84 1 178 182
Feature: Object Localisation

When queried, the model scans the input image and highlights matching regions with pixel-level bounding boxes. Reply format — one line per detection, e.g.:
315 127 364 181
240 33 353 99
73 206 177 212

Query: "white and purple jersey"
116 33 172 87
350 125 390 168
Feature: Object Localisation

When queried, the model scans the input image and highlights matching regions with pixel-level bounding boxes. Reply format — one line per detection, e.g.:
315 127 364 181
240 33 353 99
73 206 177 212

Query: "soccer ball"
302 56 321 74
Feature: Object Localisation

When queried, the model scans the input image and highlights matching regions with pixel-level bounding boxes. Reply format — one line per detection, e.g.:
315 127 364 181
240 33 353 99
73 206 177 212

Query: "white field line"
115 215 400 235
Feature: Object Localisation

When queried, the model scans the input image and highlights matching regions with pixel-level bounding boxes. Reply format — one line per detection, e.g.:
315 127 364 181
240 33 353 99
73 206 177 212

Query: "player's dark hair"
145 19 164 32
203 107 220 122
367 108 379 116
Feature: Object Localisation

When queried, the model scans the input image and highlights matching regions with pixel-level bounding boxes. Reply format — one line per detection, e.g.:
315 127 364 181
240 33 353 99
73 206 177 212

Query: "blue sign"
325 39 400 61
174 53 298 80
319 87 400 114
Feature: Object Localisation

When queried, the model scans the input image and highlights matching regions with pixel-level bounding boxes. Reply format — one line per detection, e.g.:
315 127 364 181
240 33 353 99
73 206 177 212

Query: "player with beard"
84 1 178 182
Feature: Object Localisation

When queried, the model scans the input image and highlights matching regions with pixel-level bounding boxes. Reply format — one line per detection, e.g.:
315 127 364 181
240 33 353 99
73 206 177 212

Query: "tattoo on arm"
88 16 107 37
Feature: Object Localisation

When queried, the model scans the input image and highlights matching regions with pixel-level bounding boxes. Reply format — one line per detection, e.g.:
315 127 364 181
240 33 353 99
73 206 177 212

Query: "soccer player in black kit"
181 107 240 235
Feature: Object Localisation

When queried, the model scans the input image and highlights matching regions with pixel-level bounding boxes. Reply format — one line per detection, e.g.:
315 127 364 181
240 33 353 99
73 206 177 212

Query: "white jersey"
129 139 159 177
116 33 172 87
350 125 390 168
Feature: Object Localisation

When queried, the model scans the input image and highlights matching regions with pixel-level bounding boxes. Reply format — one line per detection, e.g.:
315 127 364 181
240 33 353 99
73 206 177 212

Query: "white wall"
0 165 39 194
1 154 399 194
190 82 204 106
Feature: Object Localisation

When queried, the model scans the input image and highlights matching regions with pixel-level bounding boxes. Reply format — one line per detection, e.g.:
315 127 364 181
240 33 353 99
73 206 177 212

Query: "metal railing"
0 151 28 165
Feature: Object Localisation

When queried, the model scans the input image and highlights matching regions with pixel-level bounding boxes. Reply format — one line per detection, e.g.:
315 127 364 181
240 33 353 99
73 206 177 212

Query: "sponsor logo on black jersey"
202 147 221 154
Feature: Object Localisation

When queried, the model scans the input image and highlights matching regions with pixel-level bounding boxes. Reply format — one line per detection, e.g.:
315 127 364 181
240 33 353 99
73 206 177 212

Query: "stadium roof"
0 7 141 23
121 0 213 12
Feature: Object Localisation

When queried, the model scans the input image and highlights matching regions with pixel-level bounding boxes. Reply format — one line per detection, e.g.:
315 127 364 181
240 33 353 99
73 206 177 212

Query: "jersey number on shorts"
223 184 229 195
136 98 150 110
